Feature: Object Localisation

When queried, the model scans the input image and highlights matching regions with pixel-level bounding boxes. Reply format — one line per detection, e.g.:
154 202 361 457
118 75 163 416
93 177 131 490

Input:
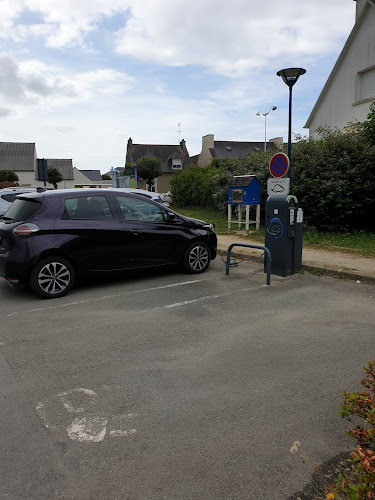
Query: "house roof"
304 2 371 128
46 159 74 180
228 175 258 187
126 142 191 173
0 142 36 171
79 169 103 181
211 141 277 159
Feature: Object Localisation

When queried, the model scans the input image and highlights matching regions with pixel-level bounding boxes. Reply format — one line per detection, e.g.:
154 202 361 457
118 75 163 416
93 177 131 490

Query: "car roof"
113 188 162 196
0 187 49 194
15 188 165 203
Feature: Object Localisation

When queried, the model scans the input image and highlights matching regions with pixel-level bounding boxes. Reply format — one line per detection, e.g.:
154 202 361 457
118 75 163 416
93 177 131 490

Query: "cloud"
0 1 355 75
0 55 134 109
114 0 354 76
0 0 130 48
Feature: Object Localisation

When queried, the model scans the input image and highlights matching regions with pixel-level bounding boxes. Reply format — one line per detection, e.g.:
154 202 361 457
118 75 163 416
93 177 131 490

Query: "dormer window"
172 159 182 169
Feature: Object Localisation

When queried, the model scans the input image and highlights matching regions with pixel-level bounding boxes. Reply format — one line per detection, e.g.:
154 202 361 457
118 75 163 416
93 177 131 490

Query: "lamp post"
276 67 306 179
256 106 277 152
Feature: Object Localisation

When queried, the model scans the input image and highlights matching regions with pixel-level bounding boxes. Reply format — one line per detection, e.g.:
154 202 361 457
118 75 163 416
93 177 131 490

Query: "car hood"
180 215 215 230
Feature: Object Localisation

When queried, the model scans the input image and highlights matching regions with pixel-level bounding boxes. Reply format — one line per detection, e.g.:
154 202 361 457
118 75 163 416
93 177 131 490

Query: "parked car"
0 189 217 299
0 187 52 216
115 188 170 208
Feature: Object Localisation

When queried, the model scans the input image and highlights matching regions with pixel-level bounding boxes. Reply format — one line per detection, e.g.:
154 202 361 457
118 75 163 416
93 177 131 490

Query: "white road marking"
114 413 138 419
67 416 108 442
6 279 206 317
58 388 97 413
35 387 139 442
110 429 137 437
151 284 268 312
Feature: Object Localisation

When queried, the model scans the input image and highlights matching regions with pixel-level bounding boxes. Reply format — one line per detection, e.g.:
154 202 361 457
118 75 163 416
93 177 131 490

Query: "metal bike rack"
225 243 272 286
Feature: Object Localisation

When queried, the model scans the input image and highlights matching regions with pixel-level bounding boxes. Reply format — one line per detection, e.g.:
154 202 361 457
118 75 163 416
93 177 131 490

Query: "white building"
305 0 375 137
0 142 111 188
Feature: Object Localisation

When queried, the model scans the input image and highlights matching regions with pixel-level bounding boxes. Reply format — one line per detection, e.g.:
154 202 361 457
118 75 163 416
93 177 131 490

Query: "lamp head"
272 106 277 111
277 68 306 88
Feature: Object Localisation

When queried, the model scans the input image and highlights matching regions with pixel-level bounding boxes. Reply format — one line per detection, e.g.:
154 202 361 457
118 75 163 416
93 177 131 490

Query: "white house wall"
13 168 112 189
308 6 375 137
14 171 75 189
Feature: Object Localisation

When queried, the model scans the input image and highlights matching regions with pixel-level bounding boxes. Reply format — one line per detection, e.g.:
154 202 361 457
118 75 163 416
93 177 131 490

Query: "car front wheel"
30 257 75 299
183 242 211 274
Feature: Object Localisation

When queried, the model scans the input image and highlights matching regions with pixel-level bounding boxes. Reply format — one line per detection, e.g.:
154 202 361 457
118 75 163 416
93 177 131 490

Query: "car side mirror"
167 213 175 222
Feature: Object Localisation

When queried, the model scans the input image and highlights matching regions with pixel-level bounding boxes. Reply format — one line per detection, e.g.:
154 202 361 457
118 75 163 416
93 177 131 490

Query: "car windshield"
3 198 42 221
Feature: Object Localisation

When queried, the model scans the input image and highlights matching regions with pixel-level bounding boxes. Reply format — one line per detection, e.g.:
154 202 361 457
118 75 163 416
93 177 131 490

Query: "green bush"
335 360 375 498
171 115 375 232
0 170 19 183
170 165 217 208
291 128 375 231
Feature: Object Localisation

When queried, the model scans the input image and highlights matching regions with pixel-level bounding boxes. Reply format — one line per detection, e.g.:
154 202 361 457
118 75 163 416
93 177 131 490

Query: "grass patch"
172 205 375 257
302 229 375 257
172 205 229 234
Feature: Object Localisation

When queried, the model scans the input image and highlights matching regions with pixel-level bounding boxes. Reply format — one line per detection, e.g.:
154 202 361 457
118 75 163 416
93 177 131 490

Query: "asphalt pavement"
0 258 374 499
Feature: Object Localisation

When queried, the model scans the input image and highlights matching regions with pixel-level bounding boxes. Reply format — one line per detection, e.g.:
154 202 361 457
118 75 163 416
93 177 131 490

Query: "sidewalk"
217 233 375 283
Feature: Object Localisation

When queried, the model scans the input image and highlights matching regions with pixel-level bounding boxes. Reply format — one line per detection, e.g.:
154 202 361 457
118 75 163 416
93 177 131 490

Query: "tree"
0 170 19 183
363 100 375 144
48 168 63 189
136 156 163 189
101 174 111 180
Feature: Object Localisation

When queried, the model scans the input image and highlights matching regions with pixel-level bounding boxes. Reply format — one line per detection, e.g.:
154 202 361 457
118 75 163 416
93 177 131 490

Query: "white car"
0 187 52 216
115 188 170 207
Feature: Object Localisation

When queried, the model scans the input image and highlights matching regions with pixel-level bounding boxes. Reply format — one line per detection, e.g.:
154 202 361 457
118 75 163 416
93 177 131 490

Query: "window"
4 199 42 221
172 159 182 170
232 189 243 203
115 195 165 222
63 196 113 220
1 194 16 202
357 66 375 102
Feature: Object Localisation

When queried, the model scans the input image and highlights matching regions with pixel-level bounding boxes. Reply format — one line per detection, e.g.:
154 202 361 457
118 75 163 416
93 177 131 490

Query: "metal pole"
264 114 267 152
287 86 292 180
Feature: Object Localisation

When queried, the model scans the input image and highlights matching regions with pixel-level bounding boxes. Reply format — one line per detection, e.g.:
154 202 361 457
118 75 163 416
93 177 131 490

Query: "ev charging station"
265 153 303 277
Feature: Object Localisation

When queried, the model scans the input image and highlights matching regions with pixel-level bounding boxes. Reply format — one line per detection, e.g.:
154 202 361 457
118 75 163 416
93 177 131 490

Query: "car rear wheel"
183 242 211 274
30 257 75 299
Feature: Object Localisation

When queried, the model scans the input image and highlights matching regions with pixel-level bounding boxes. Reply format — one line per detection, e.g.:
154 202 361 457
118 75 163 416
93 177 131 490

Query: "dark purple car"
0 189 217 299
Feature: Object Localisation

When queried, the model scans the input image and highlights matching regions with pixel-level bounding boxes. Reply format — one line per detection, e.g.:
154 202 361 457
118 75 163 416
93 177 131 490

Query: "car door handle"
130 229 142 236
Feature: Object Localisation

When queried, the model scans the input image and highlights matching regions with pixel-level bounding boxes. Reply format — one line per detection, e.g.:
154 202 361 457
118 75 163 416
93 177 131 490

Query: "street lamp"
277 67 306 179
256 106 277 152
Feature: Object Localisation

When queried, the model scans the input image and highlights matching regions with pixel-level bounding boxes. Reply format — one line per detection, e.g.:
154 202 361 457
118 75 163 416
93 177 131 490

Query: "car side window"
115 196 165 222
63 196 114 220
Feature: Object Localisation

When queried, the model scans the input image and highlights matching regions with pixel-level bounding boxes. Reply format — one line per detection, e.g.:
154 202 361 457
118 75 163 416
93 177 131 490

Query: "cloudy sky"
0 0 356 173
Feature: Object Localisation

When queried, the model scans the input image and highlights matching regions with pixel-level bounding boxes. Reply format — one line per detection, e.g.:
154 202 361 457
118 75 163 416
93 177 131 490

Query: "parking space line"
150 284 269 312
5 278 212 317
